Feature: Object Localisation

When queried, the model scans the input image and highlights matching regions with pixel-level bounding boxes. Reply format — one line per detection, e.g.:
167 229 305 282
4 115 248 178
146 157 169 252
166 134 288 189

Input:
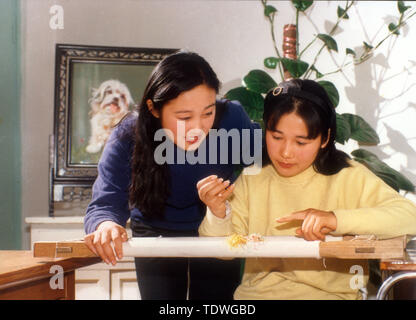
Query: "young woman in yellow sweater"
197 79 416 300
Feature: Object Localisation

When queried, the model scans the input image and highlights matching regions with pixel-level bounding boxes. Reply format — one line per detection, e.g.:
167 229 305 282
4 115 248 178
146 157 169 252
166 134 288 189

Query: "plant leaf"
341 113 380 145
225 86 264 121
388 22 400 35
292 0 313 12
352 148 415 192
264 5 277 17
398 1 411 14
363 41 373 51
351 148 379 161
337 6 349 19
243 69 277 94
311 65 323 78
346 48 356 57
264 57 280 70
317 80 339 107
317 34 338 52
280 58 309 78
335 113 351 144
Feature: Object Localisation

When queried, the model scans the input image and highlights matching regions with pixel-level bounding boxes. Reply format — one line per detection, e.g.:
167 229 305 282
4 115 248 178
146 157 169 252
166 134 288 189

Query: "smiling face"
266 112 329 177
149 84 217 151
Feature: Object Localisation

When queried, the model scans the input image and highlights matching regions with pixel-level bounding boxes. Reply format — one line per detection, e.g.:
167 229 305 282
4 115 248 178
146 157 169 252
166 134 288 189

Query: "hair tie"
272 86 283 96
269 85 330 110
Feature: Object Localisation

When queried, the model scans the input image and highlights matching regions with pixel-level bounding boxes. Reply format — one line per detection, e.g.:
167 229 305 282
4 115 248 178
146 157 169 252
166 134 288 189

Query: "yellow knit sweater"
198 161 416 300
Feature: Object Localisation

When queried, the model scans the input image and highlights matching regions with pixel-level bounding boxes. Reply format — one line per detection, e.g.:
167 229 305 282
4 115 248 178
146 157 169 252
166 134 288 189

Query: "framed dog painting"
51 44 177 210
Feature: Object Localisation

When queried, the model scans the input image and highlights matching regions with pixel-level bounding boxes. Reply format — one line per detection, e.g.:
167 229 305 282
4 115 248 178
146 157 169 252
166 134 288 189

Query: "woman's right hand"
84 221 128 265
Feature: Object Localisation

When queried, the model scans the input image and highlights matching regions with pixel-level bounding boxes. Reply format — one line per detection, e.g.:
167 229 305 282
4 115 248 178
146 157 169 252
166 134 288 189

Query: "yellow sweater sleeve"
230 173 250 236
198 206 233 237
332 162 416 239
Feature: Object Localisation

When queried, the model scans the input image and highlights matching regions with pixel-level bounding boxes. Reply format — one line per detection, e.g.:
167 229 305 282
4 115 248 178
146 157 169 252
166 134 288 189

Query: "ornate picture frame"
50 44 177 214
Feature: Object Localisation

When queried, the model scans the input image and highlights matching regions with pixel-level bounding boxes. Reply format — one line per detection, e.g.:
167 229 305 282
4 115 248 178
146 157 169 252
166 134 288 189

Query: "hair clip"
272 86 283 96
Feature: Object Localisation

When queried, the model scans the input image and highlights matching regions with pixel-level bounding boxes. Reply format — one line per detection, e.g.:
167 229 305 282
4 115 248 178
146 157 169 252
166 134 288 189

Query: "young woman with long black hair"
84 50 261 299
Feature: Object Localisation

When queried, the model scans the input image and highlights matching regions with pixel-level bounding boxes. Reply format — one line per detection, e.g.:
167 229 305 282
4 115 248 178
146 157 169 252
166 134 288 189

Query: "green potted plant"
226 0 415 193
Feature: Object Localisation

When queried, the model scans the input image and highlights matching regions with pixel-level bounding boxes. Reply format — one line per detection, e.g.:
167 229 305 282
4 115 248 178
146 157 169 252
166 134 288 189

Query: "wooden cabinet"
25 217 141 300
111 269 141 300
75 269 110 300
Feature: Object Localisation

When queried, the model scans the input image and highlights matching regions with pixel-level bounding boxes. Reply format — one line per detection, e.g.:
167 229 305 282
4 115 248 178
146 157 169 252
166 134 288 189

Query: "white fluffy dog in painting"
86 79 134 154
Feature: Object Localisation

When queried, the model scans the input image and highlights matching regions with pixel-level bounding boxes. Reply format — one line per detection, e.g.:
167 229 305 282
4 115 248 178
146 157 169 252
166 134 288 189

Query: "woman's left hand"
197 175 235 218
276 209 337 241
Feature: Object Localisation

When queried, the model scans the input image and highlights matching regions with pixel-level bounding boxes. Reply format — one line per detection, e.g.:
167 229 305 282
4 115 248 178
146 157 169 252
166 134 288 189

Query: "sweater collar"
266 163 318 184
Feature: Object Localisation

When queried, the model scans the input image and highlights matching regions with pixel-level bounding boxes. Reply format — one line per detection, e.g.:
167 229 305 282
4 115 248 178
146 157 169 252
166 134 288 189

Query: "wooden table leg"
64 270 75 300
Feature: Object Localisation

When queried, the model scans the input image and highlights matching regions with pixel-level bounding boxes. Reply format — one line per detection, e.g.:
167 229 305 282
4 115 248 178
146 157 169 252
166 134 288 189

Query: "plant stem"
321 61 353 77
298 35 317 59
303 45 326 79
303 1 355 79
299 0 353 60
320 7 415 78
261 0 285 80
357 9 415 65
324 21 405 77
373 9 415 51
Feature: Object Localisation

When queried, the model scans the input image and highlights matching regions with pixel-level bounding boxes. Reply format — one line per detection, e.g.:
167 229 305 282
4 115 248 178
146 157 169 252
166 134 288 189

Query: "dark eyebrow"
174 110 192 114
174 103 215 114
273 129 310 140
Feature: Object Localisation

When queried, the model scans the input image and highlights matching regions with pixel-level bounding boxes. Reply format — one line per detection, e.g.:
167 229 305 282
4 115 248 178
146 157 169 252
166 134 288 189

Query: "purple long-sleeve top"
84 99 262 234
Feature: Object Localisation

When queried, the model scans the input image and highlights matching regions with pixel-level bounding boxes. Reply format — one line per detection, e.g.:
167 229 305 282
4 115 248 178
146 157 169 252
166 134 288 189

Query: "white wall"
20 0 416 248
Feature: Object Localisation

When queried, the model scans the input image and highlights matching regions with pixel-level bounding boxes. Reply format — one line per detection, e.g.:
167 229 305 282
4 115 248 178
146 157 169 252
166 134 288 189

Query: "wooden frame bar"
33 235 406 260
